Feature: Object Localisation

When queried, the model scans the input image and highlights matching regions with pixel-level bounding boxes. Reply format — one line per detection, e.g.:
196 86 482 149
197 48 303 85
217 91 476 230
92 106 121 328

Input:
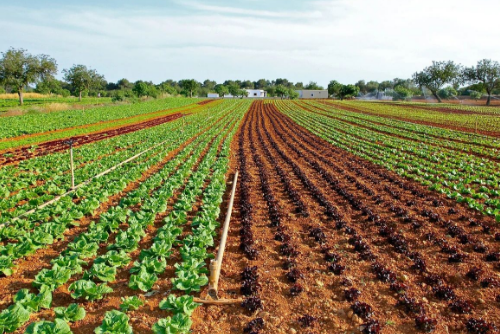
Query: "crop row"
0 119 186 222
266 104 500 332
0 101 249 333
277 101 500 220
330 100 500 135
305 100 500 158
0 101 240 279
0 98 201 141
317 101 500 148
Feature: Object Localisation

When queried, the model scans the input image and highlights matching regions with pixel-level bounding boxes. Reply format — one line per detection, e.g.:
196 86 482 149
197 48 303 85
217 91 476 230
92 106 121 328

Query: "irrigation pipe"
205 170 239 301
0 138 171 228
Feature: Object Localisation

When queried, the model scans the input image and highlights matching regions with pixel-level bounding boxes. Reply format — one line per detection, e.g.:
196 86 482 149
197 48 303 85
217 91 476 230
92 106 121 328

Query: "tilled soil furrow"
264 103 500 332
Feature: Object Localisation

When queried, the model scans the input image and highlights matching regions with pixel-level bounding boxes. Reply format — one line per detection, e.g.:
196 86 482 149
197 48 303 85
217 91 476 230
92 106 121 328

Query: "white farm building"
245 89 267 98
213 89 267 98
296 90 328 99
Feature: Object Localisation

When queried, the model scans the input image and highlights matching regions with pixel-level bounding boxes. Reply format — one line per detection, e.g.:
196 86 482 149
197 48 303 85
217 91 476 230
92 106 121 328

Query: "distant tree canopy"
214 84 229 98
35 78 66 96
437 86 458 100
132 81 150 98
4 48 499 104
275 84 289 99
463 59 500 105
413 61 461 103
63 64 105 101
393 86 414 101
180 79 199 98
338 84 360 100
0 48 57 105
328 80 342 98
305 81 324 90
287 88 299 100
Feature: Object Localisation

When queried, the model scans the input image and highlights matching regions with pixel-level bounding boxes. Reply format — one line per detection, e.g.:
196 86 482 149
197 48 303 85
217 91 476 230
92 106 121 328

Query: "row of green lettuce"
0 101 247 333
0 110 194 224
304 100 500 158
340 100 500 134
0 101 237 278
93 97 245 334
0 98 201 140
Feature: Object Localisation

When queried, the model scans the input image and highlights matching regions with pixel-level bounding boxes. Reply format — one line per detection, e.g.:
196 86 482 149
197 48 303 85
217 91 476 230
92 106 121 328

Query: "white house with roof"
245 89 267 98
210 89 267 98
296 89 328 99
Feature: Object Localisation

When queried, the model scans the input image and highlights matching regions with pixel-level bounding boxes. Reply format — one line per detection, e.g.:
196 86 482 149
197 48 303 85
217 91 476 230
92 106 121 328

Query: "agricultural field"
0 95 114 113
0 99 499 334
325 101 500 136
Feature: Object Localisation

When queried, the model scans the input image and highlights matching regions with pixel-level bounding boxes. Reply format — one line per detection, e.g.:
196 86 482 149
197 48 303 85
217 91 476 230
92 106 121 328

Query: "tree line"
1 48 499 105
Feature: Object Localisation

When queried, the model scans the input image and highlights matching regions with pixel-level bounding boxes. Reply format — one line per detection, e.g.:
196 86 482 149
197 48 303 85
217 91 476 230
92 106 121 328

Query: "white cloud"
0 0 498 85
177 1 323 19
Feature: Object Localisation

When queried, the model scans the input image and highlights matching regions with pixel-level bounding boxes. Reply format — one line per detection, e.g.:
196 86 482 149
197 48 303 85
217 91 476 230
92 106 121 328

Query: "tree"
463 59 500 106
469 90 483 101
117 78 133 90
214 84 229 98
35 78 64 95
338 85 360 100
437 86 457 100
366 81 380 94
305 81 323 90
265 86 276 97
379 80 393 92
0 48 57 105
327 80 342 98
180 79 199 98
275 84 288 99
355 80 367 95
132 81 149 97
413 61 461 103
63 64 104 101
227 83 240 97
287 88 299 100
393 86 414 101
241 80 254 89
275 78 292 88
254 79 269 89
158 82 177 96
237 89 249 98
202 79 216 90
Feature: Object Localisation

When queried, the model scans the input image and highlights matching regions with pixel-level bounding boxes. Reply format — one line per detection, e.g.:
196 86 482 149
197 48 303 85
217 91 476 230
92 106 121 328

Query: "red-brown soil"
192 101 500 334
0 113 186 166
198 99 216 106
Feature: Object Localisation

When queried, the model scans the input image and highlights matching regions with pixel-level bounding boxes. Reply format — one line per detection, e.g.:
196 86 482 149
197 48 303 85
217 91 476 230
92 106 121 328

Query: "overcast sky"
1 0 498 86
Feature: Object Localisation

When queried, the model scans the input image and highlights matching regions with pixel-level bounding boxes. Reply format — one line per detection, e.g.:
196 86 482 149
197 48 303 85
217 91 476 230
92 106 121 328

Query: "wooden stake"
70 143 75 189
194 297 243 305
207 171 239 299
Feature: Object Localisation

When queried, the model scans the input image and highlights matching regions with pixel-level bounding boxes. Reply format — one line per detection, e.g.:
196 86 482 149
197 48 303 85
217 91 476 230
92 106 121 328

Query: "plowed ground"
193 101 500 334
